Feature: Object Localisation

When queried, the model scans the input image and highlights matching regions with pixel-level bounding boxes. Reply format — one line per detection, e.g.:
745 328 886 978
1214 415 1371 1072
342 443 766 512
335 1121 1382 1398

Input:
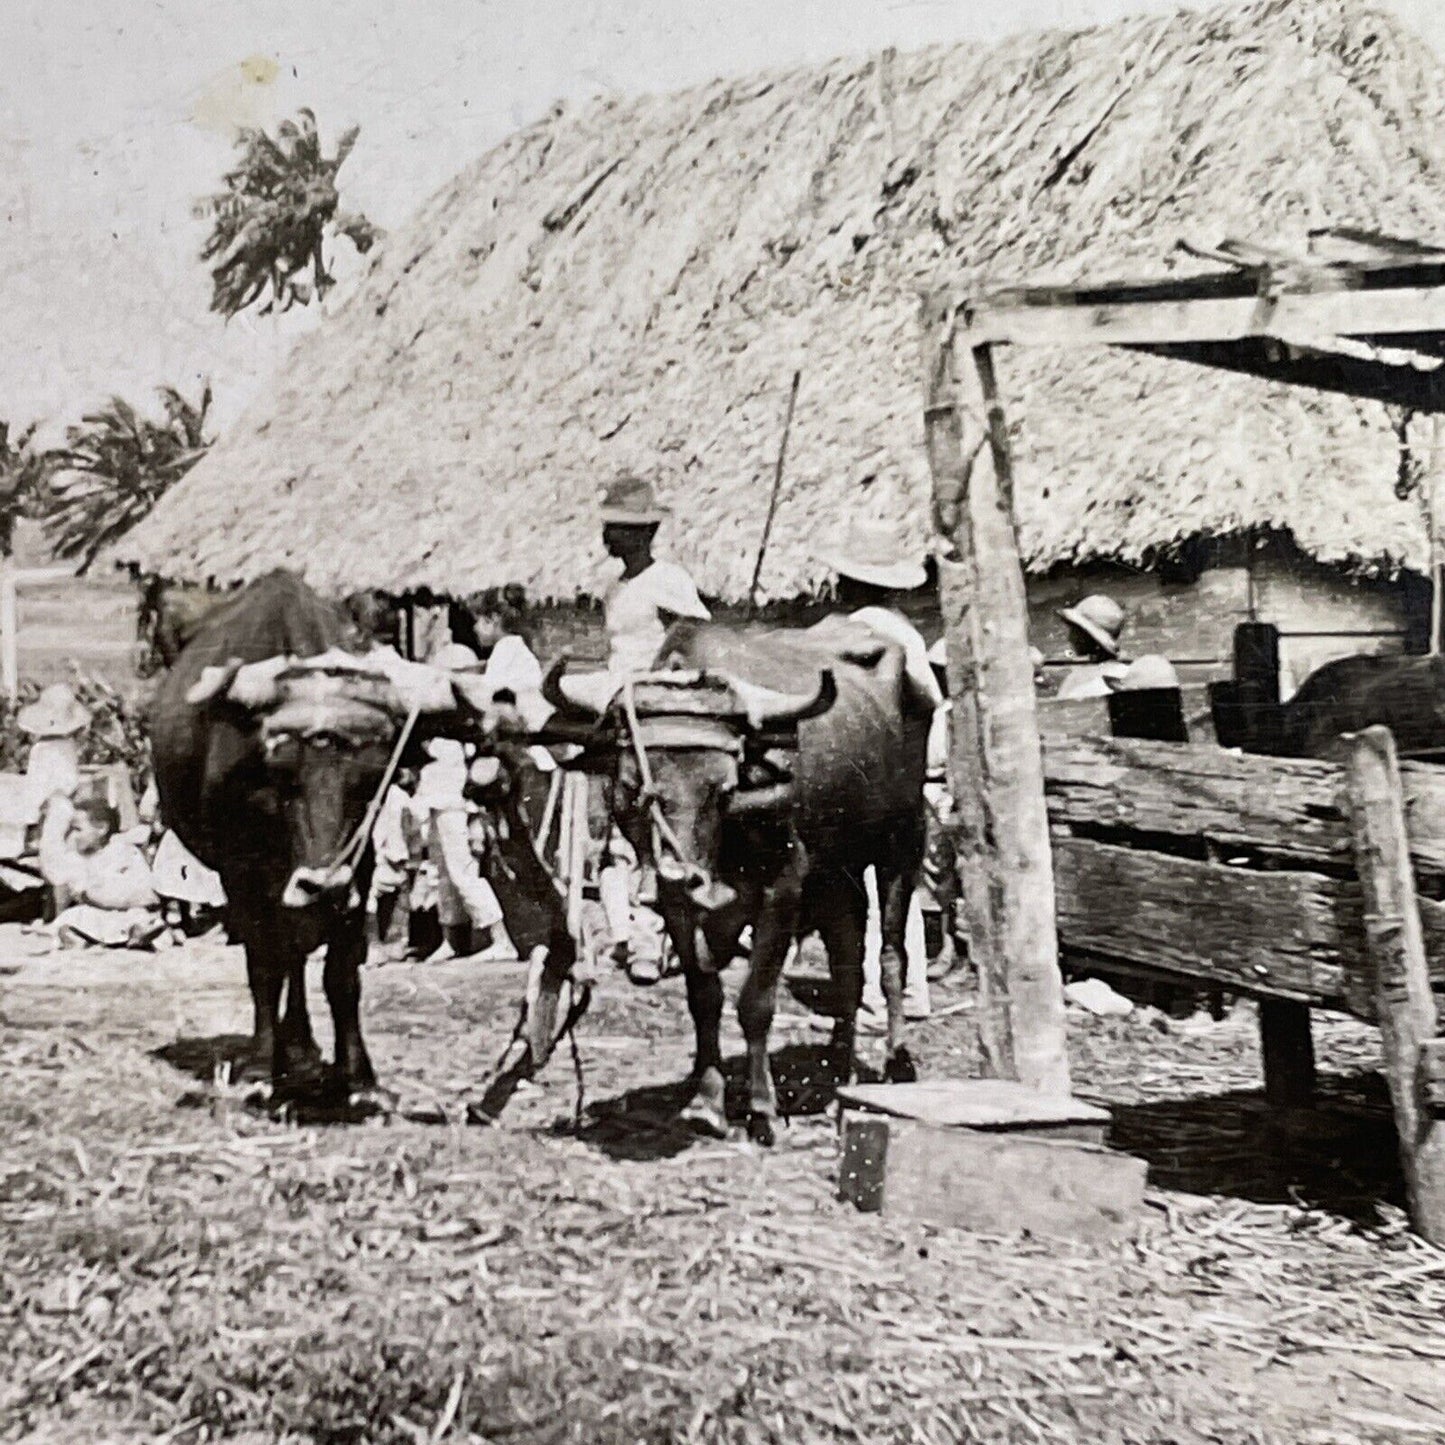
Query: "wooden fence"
1038 724 1445 1240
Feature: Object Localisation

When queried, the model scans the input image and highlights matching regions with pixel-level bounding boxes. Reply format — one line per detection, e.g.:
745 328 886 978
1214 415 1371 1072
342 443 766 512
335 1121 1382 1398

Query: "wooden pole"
1430 415 1442 656
1345 725 1445 1243
747 370 802 619
922 293 1070 1096
0 556 18 706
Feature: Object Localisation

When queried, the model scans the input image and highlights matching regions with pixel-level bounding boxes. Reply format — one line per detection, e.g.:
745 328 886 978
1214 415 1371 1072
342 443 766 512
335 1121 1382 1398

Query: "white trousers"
860 865 930 1015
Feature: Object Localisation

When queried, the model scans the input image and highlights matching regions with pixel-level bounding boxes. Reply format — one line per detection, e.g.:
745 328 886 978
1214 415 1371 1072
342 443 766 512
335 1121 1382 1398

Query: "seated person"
38 794 164 949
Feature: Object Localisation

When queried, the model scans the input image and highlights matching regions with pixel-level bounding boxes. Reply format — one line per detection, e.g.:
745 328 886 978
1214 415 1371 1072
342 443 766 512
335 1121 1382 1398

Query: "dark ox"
1272 653 1445 761
148 569 577 1111
544 616 932 1144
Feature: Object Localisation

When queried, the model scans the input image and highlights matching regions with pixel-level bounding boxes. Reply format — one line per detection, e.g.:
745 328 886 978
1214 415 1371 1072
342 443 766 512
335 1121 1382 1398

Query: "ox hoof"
746 1113 779 1148
679 1098 730 1140
240 1080 274 1108
884 1047 918 1085
346 1086 397 1119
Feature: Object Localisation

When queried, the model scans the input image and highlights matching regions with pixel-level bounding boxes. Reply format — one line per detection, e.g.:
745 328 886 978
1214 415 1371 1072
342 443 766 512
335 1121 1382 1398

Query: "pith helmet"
823 517 927 592
1110 653 1179 692
1058 594 1125 657
600 475 669 527
17 683 91 739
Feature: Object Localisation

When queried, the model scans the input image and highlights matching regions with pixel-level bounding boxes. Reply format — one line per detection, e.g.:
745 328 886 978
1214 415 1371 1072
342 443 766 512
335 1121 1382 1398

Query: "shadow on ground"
1108 1069 1405 1226
573 1040 868 1162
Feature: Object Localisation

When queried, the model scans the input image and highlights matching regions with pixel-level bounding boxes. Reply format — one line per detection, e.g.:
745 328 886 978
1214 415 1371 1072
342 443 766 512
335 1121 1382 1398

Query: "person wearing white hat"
416 645 508 962
821 516 936 1028
18 683 91 812
1054 594 1129 700
594 476 708 984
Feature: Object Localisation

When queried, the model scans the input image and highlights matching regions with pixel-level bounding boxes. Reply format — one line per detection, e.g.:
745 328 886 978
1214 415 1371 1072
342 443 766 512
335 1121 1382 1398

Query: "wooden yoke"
922 292 1069 1096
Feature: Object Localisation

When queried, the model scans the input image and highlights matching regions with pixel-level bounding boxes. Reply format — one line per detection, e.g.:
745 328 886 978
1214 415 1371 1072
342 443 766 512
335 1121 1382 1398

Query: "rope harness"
314 697 424 884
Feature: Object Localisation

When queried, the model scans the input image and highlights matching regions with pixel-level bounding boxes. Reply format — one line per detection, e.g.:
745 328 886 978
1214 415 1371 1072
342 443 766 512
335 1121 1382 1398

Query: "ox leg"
657 883 741 1138
736 884 799 1147
240 941 286 1096
814 873 867 1088
323 911 388 1114
876 865 918 1085
278 952 324 1086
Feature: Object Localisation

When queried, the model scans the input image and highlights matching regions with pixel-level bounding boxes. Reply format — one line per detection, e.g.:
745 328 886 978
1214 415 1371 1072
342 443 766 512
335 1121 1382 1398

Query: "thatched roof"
120 0 1445 601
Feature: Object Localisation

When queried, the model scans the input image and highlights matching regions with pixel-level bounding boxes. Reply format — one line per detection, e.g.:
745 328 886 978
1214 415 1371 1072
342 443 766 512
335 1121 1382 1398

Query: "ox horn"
185 658 242 707
185 655 292 710
541 656 621 720
720 668 837 730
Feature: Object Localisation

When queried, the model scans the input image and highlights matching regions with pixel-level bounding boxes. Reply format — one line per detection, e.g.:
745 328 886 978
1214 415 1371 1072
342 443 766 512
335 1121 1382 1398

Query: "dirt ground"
2 930 1444 1444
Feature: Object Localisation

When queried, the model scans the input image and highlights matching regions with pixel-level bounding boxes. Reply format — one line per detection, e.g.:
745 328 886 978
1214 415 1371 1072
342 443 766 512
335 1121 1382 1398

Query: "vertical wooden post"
1429 415 1443 656
922 292 1069 1097
0 556 17 705
1259 999 1316 1109
1345 725 1445 1244
1233 621 1280 749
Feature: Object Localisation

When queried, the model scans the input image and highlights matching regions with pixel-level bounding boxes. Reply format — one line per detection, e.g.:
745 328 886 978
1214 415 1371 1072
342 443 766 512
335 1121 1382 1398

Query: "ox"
1273 653 1445 761
148 569 577 1111
544 616 932 1144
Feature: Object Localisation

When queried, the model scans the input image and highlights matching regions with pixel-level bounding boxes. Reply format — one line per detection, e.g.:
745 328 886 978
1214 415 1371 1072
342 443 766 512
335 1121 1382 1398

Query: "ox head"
543 657 835 920
187 648 510 909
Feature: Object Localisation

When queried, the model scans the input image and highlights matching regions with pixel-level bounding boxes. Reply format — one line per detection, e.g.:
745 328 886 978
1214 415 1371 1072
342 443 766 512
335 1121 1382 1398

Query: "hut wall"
1029 559 1416 698
502 557 1416 700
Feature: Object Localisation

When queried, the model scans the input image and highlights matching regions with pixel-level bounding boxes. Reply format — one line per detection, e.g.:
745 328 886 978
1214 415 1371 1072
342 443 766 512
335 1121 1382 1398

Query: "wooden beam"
1042 734 1350 871
960 284 1445 352
1053 837 1353 1004
1344 726 1445 1245
1130 340 1445 413
922 294 1069 1096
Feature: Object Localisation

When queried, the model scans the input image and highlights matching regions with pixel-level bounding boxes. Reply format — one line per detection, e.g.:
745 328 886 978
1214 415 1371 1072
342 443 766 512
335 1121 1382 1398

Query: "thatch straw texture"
120 0 1445 601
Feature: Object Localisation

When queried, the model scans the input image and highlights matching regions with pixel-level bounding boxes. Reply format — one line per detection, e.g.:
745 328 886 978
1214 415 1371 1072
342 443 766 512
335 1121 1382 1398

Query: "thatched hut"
120 0 1445 689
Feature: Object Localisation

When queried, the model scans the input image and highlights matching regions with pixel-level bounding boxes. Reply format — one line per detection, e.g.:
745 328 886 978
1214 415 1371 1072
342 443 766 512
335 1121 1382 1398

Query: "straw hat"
823 517 927 591
600 475 669 527
1109 654 1179 692
1058 594 1125 658
17 683 91 740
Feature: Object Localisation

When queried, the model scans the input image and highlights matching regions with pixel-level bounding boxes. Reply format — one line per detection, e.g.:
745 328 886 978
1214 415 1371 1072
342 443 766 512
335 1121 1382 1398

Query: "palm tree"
0 421 52 558
43 385 212 573
198 108 380 319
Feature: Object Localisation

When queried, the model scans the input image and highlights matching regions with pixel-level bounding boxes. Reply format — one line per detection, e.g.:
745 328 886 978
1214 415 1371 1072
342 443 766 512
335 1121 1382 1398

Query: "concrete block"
838 1110 1148 1242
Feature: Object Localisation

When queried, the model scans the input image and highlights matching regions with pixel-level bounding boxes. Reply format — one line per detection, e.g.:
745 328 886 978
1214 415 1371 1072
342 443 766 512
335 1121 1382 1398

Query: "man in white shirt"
597 475 711 984
820 517 935 1027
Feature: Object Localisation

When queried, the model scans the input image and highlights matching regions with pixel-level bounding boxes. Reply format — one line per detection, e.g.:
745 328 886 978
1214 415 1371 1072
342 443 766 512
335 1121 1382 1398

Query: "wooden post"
0 556 17 705
922 293 1069 1096
1232 619 1316 1101
1345 725 1445 1243
1429 415 1443 656
1259 998 1316 1109
1233 621 1280 750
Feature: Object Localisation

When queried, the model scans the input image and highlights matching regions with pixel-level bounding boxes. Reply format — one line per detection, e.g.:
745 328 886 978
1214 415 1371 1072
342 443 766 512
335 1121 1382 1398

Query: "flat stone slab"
836 1079 1112 1131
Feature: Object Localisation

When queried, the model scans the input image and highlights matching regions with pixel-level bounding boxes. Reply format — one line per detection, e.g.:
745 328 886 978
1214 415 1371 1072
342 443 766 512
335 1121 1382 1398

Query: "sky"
6 0 1445 441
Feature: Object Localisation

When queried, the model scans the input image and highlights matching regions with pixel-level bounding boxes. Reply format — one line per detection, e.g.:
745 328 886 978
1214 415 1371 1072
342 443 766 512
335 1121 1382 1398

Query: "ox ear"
541 656 620 720
186 659 243 707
